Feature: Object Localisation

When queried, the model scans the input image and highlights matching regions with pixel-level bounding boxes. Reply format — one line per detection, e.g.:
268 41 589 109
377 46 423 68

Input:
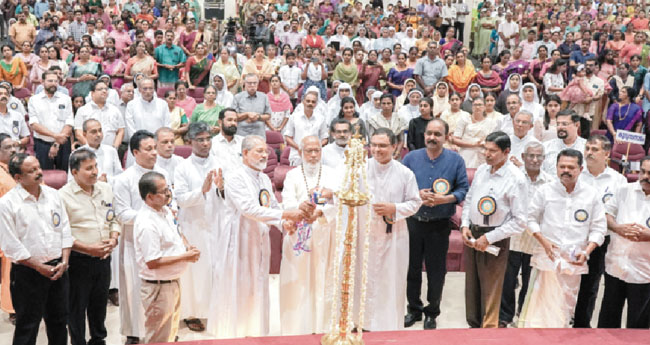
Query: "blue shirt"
402 148 469 220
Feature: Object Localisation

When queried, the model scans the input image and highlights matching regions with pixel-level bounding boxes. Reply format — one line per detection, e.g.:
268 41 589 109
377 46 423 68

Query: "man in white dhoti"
598 157 650 328
279 136 338 335
154 128 184 183
174 122 224 333
321 119 351 169
519 149 606 328
219 135 304 337
113 130 170 344
353 128 422 332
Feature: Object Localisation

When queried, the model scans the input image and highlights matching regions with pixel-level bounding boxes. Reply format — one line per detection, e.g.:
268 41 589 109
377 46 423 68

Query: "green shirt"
154 44 187 83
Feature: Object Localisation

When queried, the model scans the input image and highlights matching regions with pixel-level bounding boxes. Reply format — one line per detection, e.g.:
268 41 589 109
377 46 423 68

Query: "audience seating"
590 129 607 137
264 146 278 182
156 86 174 99
187 87 205 103
43 170 68 190
272 165 295 203
279 146 291 166
610 142 645 173
266 130 285 159
174 145 192 159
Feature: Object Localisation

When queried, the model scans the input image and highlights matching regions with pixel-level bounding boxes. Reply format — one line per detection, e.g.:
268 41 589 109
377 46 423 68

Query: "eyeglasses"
155 187 171 195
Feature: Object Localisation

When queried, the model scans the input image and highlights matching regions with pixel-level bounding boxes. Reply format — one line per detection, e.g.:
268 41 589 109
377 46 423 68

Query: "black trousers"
10 262 69 345
574 236 609 328
597 273 650 328
33 137 71 171
406 217 451 318
68 252 111 345
454 22 465 45
499 251 531 323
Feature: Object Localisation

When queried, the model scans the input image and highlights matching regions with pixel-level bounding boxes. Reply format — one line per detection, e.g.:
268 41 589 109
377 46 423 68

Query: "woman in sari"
386 53 413 98
453 97 498 168
440 92 470 149
209 47 241 94
332 48 359 94
474 56 502 94
125 41 157 82
440 27 462 56
184 42 212 89
67 46 102 97
212 73 234 109
484 92 504 122
191 85 222 134
102 46 126 89
0 45 27 92
266 75 292 132
49 46 69 79
476 10 498 56
503 47 529 85
528 45 549 94
605 30 627 57
446 51 476 96
175 81 197 117
356 50 386 105
242 45 275 93
492 49 510 82
379 48 396 88
302 24 326 50
165 89 189 145
29 46 52 93
433 81 450 118
407 47 419 69
16 42 38 78
605 86 643 142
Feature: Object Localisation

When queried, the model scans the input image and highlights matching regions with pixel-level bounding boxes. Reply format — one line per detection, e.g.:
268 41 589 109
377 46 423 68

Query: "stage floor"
177 329 648 345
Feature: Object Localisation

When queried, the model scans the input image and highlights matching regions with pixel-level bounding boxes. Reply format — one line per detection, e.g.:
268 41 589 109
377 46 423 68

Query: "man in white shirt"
497 12 519 53
0 85 29 148
68 119 122 183
322 118 352 169
113 130 169 344
533 29 557 58
117 83 135 161
284 90 329 166
125 78 171 145
134 171 200 343
598 156 650 328
460 131 528 328
453 0 470 42
543 111 586 175
28 70 74 171
279 136 338 335
440 0 457 38
509 110 538 168
210 108 243 174
499 94 522 137
74 80 125 149
278 52 302 107
519 149 606 328
174 122 224 333
499 141 551 327
218 135 303 337
573 134 627 328
154 128 184 183
0 153 73 345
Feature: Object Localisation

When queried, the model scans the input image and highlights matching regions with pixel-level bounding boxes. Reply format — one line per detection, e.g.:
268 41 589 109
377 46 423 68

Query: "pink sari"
102 58 126 89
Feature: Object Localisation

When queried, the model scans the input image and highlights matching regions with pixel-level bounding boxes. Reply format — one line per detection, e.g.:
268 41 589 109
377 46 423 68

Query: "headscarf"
519 82 544 121
463 83 484 103
519 82 540 105
327 82 358 123
504 73 522 93
433 81 451 116
399 89 423 123
212 73 234 108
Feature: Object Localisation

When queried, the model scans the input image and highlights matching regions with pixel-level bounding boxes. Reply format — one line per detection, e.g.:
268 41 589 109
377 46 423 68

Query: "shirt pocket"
55 104 69 121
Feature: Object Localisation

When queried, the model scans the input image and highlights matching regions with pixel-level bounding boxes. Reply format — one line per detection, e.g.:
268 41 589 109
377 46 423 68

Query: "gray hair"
523 140 544 155
187 121 211 140
120 82 134 91
244 73 259 82
69 147 97 172
299 135 320 151
154 127 174 140
82 118 101 132
514 110 533 122
241 135 265 154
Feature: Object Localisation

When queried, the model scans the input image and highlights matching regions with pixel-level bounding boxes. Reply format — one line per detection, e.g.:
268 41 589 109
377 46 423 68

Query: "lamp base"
321 333 364 345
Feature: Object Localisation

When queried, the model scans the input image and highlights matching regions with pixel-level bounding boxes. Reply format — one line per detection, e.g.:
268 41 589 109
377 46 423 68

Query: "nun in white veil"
326 81 358 124
461 83 484 113
433 81 451 117
496 73 522 114
397 89 423 123
212 73 234 108
519 82 545 123
359 90 383 122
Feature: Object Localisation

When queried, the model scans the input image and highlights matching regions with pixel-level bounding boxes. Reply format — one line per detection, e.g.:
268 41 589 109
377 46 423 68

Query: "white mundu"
174 154 223 321
279 164 338 335
113 163 169 338
519 179 606 328
215 165 284 337
353 158 422 331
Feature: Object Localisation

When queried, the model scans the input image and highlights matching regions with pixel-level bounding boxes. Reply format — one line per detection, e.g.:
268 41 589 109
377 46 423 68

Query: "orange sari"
447 62 477 94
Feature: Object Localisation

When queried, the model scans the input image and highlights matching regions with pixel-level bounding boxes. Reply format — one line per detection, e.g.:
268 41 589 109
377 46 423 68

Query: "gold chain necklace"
301 163 322 200
618 102 631 121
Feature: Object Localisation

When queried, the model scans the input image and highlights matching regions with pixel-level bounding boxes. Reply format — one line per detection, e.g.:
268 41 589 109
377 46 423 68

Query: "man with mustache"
542 110 586 175
154 127 184 183
598 156 650 328
498 94 522 137
402 119 469 329
210 108 244 173
59 148 120 345
219 135 304 337
28 70 73 171
322 118 352 169
508 110 537 168
573 134 627 328
284 89 329 166
460 131 528 328
279 135 338 335
519 149 606 328
0 153 72 345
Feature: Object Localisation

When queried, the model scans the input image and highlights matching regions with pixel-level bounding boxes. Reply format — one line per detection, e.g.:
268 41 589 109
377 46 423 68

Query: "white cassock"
157 154 184 184
352 158 422 331
519 179 606 328
279 164 338 335
321 143 347 170
174 153 223 320
113 163 169 338
215 165 284 337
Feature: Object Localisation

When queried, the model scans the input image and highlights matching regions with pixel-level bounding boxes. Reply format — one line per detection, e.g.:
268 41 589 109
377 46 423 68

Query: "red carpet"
171 329 648 345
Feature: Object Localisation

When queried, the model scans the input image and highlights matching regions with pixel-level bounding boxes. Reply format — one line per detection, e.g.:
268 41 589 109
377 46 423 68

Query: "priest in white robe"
217 135 304 337
155 127 185 183
280 136 338 335
113 130 170 343
353 128 422 331
174 122 225 332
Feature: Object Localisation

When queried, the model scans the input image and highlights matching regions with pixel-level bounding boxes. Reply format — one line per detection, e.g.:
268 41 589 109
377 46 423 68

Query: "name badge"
259 189 271 207
12 120 19 135
58 104 65 110
432 178 450 195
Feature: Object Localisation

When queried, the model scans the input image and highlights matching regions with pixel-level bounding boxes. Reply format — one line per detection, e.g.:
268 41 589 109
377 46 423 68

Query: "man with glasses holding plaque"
402 119 469 330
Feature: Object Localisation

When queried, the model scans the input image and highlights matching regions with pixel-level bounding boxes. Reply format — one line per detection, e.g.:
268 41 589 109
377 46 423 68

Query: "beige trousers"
141 279 181 344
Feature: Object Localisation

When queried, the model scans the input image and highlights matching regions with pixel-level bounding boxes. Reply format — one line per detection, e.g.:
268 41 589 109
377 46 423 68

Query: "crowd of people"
0 0 650 345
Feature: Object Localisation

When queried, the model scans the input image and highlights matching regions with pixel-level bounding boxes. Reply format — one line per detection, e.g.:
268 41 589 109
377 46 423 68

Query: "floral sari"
69 61 102 96
186 56 213 88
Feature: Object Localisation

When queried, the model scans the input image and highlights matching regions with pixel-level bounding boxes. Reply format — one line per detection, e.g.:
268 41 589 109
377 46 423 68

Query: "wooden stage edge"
167 328 649 345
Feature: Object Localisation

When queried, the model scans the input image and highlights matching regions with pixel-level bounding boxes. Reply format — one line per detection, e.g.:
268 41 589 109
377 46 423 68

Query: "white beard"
251 159 268 171
302 161 320 177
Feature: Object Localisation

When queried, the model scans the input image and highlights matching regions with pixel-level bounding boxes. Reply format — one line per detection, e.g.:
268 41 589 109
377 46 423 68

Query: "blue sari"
387 67 414 97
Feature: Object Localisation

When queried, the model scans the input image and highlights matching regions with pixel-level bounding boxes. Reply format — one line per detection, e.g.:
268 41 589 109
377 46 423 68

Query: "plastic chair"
43 170 68 190
610 142 645 172
264 146 278 182
187 87 205 103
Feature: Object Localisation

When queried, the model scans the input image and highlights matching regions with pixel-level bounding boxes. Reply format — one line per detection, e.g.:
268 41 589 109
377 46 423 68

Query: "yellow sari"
446 61 476 94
